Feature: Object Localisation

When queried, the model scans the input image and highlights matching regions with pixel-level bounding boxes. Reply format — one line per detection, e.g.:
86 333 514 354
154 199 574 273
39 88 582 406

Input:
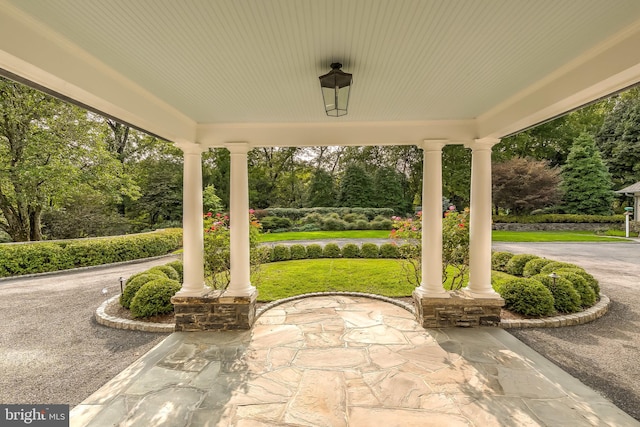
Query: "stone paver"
72 295 639 426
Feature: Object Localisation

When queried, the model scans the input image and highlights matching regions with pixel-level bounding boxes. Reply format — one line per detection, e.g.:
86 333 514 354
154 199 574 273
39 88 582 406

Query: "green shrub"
343 213 368 223
556 268 600 296
557 271 596 307
290 244 307 260
341 243 360 258
120 273 164 309
540 261 582 275
533 274 581 313
361 243 379 258
492 214 624 224
148 265 180 281
306 244 323 259
505 254 539 276
130 278 181 318
260 216 293 231
265 207 394 221
165 260 184 282
353 220 370 230
379 243 400 258
491 251 514 272
499 278 555 317
522 258 553 277
323 243 341 258
272 245 292 261
369 219 393 230
300 213 324 225
321 217 348 231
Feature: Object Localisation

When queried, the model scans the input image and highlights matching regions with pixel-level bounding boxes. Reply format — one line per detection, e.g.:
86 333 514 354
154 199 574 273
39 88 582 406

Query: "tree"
492 157 562 214
203 184 223 214
338 164 374 207
561 133 614 215
442 145 471 208
372 167 410 214
307 169 336 207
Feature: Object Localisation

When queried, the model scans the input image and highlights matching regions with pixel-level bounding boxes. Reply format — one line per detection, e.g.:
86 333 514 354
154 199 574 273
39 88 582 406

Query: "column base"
171 289 258 331
414 286 450 298
460 287 502 299
413 290 504 328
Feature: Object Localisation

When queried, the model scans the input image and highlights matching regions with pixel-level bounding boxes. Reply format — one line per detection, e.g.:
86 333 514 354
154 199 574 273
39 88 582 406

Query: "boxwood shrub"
505 254 539 276
272 245 292 261
130 278 181 318
556 268 600 296
323 243 341 258
533 274 581 313
120 273 164 309
341 243 360 258
148 265 180 281
305 244 323 259
379 243 400 258
491 251 514 272
540 261 581 275
499 278 555 317
361 243 379 258
522 258 553 277
558 271 596 307
290 244 307 260
165 260 184 283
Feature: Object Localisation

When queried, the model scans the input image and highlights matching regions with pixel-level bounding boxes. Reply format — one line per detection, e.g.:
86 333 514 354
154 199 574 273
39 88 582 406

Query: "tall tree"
338 164 374 207
307 169 336 207
561 133 614 215
372 167 410 214
492 157 562 214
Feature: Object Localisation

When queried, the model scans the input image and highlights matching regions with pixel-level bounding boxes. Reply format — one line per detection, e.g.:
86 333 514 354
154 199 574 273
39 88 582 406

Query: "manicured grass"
492 230 625 242
258 229 391 242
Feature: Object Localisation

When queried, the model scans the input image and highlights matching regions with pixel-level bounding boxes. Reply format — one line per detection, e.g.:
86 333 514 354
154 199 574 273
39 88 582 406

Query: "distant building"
615 182 640 221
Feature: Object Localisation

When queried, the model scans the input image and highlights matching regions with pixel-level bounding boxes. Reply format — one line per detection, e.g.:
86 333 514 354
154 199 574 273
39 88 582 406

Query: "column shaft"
467 139 500 297
225 142 255 296
176 144 206 296
416 140 448 297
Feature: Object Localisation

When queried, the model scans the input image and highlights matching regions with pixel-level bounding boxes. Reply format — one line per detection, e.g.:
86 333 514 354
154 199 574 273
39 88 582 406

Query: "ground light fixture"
548 272 559 287
319 62 352 117
119 276 125 294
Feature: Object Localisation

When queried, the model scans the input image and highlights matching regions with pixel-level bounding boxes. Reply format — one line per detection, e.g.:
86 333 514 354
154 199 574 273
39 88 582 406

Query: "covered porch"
2 0 640 329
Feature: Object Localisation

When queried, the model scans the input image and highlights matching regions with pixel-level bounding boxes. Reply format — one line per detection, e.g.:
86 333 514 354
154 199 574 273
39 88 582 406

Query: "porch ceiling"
2 0 640 147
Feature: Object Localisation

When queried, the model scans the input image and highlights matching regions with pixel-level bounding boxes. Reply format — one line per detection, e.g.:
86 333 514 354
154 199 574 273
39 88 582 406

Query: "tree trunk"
29 206 42 241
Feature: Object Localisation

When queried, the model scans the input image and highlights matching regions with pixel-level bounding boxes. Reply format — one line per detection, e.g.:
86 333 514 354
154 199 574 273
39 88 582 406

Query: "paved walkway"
72 295 637 426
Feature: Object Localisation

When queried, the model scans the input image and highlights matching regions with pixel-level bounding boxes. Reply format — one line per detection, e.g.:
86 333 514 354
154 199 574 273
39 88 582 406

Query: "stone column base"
413 290 504 328
171 290 257 331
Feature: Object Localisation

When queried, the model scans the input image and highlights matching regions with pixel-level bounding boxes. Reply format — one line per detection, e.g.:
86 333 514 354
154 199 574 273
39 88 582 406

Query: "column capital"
419 139 448 151
175 141 207 155
464 138 500 151
225 141 251 154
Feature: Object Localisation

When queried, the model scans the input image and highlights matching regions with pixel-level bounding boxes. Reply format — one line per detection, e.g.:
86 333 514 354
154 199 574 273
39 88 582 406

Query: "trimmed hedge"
166 260 184 283
491 251 514 272
265 207 395 221
557 271 596 307
533 274 582 313
522 258 553 277
379 243 400 259
493 214 624 224
290 244 307 260
540 261 581 275
556 268 600 296
0 229 182 277
341 243 360 258
500 278 555 317
323 243 341 258
306 244 323 259
130 278 181 318
272 245 292 262
148 265 180 281
120 273 165 309
505 254 539 276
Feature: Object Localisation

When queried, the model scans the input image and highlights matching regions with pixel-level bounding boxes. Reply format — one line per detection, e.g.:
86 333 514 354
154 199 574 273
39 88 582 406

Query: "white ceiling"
2 0 640 147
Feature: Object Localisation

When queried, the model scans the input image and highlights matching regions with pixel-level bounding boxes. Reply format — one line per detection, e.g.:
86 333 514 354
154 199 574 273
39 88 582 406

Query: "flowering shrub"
391 209 470 290
203 210 265 290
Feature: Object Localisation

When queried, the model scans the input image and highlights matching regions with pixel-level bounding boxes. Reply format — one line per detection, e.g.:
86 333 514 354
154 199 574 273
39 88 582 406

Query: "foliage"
341 243 361 258
0 229 182 277
491 251 514 272
442 145 471 209
271 245 292 261
505 254 540 276
165 260 184 283
557 271 596 307
533 274 582 313
261 216 293 231
492 157 562 214
499 278 555 317
338 164 374 207
371 167 411 214
379 243 400 259
322 243 341 258
540 261 582 275
361 243 380 258
492 214 624 223
289 244 307 260
307 169 336 207
560 133 614 215
306 244 323 259
147 265 180 281
522 258 553 277
265 207 394 221
556 268 600 296
202 185 224 215
120 273 163 309
130 278 181 318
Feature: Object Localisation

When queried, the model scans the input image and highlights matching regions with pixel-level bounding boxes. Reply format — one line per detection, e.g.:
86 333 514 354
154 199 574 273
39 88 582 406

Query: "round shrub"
272 245 292 261
120 273 164 309
306 244 323 259
321 218 348 231
361 243 379 258
556 268 600 296
499 278 555 317
260 216 293 231
369 219 393 230
522 258 553 277
533 274 581 313
505 254 540 276
130 278 181 318
379 243 400 258
289 244 307 260
341 243 360 258
323 243 341 258
491 251 514 272
540 261 581 275
166 260 184 282
148 265 180 281
558 271 596 307
343 213 368 223
353 220 370 230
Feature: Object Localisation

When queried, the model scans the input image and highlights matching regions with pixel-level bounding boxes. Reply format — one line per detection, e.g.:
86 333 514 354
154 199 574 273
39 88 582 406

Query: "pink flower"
249 209 255 214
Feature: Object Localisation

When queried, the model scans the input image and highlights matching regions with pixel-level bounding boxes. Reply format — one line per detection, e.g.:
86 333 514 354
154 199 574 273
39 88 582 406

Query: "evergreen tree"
561 133 614 215
338 164 373 207
307 169 336 207
372 167 409 214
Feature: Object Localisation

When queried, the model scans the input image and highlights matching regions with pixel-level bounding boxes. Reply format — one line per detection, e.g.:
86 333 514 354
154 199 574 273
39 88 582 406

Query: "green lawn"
257 229 627 243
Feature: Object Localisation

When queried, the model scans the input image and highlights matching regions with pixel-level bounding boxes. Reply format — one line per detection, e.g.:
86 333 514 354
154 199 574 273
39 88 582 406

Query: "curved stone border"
500 294 610 329
95 295 174 333
255 291 416 319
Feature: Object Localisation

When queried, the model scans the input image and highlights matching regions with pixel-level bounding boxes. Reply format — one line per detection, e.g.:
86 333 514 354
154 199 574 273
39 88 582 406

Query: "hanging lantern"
319 62 352 117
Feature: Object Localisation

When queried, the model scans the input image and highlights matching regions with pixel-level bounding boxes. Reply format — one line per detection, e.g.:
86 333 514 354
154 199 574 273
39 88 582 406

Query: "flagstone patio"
72 295 638 426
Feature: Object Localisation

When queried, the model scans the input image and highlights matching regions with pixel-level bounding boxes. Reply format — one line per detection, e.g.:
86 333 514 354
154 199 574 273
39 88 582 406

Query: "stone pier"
413 290 504 328
171 290 257 331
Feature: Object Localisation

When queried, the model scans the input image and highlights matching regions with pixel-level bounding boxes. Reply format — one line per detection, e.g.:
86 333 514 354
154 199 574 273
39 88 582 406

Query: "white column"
466 138 500 297
225 142 256 296
415 140 449 298
175 142 206 296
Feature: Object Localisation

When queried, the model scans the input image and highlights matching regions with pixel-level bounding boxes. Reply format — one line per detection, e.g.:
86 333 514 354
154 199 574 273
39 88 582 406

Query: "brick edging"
499 294 610 328
95 295 174 333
